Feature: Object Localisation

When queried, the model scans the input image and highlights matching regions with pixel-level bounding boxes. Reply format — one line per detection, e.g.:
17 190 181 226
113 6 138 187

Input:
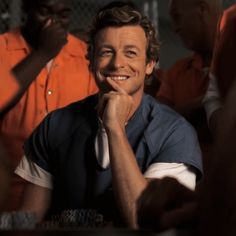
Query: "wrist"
35 48 54 62
105 123 126 137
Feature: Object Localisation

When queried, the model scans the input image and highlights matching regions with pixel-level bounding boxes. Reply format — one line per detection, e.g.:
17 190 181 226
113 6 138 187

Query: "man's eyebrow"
124 45 140 51
96 45 141 51
97 44 113 50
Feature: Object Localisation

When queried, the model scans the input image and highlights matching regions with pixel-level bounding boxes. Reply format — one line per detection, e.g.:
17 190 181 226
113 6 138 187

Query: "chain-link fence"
0 0 158 34
0 0 235 68
0 0 235 32
224 0 236 8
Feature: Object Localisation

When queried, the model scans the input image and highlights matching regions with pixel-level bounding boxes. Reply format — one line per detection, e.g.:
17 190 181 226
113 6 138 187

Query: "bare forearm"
1 50 51 115
13 49 51 89
19 183 51 222
107 128 148 228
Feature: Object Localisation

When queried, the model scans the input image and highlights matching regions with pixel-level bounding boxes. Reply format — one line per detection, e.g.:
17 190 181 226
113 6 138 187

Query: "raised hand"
37 19 68 60
137 178 197 232
97 78 134 132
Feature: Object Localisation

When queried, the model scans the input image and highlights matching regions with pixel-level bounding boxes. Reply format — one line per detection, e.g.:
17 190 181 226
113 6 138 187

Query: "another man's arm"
137 177 197 232
1 20 67 114
15 155 53 222
14 113 53 222
19 183 51 221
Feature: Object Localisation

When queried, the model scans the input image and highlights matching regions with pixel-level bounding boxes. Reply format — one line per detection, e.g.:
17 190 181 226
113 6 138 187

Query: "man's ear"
146 60 156 75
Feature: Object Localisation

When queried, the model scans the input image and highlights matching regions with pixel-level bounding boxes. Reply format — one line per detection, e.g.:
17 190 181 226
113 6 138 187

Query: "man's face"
92 26 155 99
26 0 71 34
169 0 204 51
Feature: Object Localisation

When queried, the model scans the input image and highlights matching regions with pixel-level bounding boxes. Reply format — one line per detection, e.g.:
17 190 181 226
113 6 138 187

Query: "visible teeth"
108 76 128 81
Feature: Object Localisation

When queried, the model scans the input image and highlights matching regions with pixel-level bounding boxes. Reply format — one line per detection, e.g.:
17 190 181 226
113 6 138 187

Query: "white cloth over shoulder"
203 73 223 122
94 122 196 190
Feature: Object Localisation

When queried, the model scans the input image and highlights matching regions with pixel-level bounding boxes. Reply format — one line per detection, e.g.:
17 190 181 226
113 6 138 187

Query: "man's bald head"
169 0 222 54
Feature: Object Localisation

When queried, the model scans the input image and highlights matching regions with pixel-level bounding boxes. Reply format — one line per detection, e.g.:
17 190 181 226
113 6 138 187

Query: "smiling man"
15 2 202 228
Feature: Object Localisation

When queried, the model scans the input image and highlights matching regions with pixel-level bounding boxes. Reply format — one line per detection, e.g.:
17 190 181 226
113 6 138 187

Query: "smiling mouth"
106 75 129 81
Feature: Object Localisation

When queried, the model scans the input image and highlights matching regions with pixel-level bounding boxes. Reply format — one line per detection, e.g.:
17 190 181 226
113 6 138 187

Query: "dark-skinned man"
0 0 98 211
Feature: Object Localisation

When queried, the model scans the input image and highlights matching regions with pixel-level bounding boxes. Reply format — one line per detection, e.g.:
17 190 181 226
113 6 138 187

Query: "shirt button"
48 90 53 95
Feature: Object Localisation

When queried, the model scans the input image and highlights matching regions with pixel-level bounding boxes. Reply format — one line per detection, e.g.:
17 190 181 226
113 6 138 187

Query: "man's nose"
51 15 59 24
111 53 125 68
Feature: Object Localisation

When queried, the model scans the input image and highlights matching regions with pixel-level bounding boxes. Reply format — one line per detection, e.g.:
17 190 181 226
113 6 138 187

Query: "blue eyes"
100 51 112 56
99 50 137 57
126 51 137 56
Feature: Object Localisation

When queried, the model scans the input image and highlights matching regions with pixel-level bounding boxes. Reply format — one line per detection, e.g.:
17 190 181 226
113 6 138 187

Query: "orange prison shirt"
0 66 19 111
0 29 98 210
211 3 236 98
157 53 209 108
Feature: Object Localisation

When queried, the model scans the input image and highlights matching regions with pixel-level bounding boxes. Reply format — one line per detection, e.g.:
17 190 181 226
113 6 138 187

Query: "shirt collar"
6 28 30 52
63 34 88 57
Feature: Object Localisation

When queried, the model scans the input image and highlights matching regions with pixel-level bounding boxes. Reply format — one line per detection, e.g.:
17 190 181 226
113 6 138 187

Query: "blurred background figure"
200 82 236 236
204 3 236 139
156 0 223 172
211 3 236 100
200 5 236 234
158 0 222 109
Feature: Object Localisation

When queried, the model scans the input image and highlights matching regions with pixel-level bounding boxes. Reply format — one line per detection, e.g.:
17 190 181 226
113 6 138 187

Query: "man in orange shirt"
156 0 222 170
157 0 222 115
0 0 98 210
